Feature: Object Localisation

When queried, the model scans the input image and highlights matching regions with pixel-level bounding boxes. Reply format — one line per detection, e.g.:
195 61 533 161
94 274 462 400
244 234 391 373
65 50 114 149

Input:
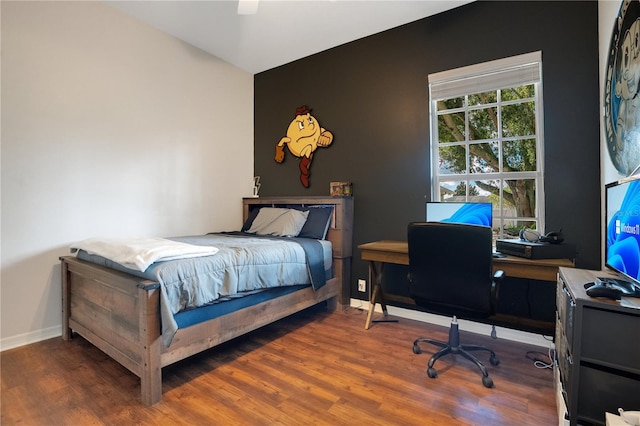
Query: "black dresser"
555 267 640 426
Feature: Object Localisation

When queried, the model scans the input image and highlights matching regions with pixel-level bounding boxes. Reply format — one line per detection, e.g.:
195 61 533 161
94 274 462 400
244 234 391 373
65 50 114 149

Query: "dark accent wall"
255 1 601 300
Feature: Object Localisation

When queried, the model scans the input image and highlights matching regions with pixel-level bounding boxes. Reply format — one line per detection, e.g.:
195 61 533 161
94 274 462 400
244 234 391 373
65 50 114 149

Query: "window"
428 52 544 240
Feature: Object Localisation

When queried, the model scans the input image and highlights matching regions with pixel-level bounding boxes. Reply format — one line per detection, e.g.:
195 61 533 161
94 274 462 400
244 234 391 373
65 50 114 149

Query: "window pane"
439 179 499 201
438 180 463 200
503 138 537 171
503 179 536 218
438 145 467 174
469 107 497 140
470 142 499 173
438 112 466 142
451 182 468 198
469 91 497 106
502 101 535 137
501 219 537 240
437 97 464 111
501 84 534 102
471 178 500 200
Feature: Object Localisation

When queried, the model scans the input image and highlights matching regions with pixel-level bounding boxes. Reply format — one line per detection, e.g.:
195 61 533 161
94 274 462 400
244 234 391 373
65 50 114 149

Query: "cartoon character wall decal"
605 0 640 176
275 105 334 187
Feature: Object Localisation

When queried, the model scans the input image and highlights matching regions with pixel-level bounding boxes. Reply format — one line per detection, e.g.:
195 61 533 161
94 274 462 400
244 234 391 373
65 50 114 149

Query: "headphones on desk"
520 228 564 244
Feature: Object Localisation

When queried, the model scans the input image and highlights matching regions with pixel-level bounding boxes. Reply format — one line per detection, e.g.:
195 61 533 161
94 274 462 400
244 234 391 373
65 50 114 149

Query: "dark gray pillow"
241 207 261 232
298 205 334 239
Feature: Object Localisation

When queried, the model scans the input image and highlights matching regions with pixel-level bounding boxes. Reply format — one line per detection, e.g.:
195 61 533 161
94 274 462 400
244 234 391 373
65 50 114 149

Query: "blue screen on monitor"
605 177 640 283
426 202 492 227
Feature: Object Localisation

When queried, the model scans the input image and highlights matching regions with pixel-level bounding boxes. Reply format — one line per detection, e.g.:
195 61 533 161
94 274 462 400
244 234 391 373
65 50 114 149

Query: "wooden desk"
358 240 575 330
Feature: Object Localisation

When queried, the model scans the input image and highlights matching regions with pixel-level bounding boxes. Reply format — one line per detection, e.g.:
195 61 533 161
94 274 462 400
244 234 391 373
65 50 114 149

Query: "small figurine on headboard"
253 176 261 197
274 105 334 188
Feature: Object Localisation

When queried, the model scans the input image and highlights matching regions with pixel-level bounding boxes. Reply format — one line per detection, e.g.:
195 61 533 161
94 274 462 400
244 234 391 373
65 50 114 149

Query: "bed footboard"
61 256 163 405
61 256 341 406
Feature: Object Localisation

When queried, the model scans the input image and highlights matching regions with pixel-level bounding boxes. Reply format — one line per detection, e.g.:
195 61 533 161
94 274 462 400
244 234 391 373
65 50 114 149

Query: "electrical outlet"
358 279 366 292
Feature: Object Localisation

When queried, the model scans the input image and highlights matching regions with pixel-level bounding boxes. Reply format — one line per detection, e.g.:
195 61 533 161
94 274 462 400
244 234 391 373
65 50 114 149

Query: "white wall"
0 1 254 349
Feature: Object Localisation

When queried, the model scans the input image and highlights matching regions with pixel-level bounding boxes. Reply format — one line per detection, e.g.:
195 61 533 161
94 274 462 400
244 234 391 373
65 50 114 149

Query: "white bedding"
70 237 219 272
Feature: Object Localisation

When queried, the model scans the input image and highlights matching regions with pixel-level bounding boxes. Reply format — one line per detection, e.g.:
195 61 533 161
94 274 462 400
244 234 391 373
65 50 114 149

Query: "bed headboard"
242 196 353 306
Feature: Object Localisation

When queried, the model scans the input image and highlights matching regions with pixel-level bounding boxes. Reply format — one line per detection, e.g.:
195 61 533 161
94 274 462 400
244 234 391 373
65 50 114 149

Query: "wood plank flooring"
1 306 558 425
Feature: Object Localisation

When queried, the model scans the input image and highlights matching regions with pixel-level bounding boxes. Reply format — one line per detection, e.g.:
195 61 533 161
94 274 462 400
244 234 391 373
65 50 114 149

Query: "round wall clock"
604 0 640 176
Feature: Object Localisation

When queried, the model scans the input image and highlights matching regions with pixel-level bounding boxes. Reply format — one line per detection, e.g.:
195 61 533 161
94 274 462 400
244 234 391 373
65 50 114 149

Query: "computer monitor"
605 176 640 287
426 202 492 227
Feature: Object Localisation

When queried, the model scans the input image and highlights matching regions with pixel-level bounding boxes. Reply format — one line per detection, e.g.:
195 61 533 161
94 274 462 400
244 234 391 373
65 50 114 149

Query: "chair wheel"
490 354 500 366
482 375 494 388
427 367 438 379
413 343 422 354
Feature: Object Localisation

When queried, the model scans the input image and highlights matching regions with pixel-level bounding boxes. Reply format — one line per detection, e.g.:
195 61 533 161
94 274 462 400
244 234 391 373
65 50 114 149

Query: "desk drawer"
581 306 640 370
578 364 640 424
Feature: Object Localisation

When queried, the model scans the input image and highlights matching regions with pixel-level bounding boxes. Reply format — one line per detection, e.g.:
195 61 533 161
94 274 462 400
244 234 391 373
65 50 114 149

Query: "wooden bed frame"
60 196 353 405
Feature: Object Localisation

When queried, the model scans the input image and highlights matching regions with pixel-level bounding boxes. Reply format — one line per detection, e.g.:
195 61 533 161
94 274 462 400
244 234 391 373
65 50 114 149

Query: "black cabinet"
556 268 640 426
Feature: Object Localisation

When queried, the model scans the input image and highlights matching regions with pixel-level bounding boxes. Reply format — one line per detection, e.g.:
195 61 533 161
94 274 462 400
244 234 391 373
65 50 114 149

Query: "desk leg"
364 261 390 329
365 283 379 330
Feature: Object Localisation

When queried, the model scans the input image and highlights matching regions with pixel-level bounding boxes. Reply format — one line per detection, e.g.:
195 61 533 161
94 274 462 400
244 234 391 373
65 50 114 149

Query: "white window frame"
428 51 545 238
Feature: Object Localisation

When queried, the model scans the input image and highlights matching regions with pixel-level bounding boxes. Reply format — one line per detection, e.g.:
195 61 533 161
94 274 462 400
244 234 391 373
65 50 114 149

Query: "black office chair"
407 221 504 388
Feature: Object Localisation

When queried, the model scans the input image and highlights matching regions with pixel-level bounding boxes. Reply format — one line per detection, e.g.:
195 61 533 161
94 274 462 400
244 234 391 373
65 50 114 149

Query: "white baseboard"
350 298 553 349
0 326 61 352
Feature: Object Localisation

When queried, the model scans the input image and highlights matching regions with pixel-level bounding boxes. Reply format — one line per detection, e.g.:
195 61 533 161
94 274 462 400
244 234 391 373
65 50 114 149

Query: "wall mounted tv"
425 202 492 227
605 176 640 285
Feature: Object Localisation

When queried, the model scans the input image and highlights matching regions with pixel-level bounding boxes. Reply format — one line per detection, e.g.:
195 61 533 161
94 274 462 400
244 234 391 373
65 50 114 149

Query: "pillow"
246 207 309 237
298 205 335 240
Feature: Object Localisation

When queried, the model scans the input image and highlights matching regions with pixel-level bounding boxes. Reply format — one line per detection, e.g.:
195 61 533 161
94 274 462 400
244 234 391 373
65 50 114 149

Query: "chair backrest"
407 221 495 318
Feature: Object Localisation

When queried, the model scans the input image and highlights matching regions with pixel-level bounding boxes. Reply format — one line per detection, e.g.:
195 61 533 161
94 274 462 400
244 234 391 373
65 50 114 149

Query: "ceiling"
108 0 473 74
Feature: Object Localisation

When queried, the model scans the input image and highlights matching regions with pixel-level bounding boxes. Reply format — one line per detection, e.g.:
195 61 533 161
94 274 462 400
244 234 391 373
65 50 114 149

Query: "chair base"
412 316 499 388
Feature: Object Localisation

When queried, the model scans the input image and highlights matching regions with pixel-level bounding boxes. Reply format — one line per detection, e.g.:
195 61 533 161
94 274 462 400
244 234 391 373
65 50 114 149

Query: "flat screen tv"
425 202 492 227
605 176 640 285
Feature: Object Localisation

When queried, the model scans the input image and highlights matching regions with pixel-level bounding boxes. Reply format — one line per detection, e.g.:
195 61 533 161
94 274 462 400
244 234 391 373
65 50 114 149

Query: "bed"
60 196 353 405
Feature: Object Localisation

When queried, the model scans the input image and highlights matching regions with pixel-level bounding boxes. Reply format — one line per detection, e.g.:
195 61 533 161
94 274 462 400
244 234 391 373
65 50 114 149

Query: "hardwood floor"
1 306 558 425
